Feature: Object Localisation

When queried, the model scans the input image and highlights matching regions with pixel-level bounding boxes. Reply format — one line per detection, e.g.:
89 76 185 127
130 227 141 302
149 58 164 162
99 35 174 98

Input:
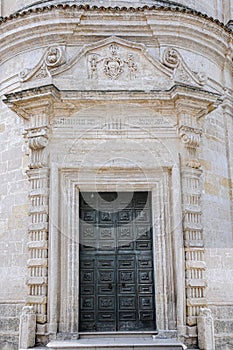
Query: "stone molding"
181 167 207 328
3 71 221 346
0 9 231 85
54 167 176 337
23 104 54 330
177 101 208 333
26 144 50 326
0 1 232 35
18 38 207 90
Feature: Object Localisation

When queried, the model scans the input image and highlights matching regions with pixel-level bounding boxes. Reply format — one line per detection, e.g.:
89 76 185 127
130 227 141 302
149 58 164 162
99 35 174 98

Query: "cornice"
0 1 232 35
3 83 222 120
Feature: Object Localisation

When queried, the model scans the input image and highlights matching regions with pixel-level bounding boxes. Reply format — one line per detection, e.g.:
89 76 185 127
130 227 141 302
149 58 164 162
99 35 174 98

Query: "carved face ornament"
163 48 180 69
45 47 62 67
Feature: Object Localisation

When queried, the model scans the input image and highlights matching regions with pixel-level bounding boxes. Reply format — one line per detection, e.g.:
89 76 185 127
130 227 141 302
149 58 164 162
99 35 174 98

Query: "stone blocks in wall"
211 305 233 350
0 303 23 350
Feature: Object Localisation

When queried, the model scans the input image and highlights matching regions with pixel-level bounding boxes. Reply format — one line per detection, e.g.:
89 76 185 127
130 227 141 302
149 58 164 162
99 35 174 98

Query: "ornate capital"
25 124 49 168
179 125 202 149
28 134 48 151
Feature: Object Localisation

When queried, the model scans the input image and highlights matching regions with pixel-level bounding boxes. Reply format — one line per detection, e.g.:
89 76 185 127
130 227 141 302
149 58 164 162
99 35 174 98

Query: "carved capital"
186 159 202 169
179 125 202 149
28 136 48 150
25 124 49 169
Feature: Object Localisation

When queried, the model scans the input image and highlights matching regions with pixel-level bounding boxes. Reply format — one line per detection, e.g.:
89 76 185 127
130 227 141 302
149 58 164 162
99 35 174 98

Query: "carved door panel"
79 192 156 332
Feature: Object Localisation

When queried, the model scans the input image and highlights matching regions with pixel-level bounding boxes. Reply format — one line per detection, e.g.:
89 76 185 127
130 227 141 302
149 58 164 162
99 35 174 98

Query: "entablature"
3 83 221 121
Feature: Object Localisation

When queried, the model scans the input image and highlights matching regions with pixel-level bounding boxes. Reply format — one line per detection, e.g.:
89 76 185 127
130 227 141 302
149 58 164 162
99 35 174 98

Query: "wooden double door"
79 192 156 332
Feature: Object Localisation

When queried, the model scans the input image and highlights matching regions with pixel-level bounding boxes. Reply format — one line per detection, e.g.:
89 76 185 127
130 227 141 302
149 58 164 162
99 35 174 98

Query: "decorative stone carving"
162 47 207 86
88 43 137 80
177 106 207 329
45 47 64 67
197 308 215 350
24 114 50 328
103 44 124 79
179 125 202 149
186 159 201 169
19 306 36 349
182 168 207 327
19 46 66 82
26 126 49 169
163 48 180 69
27 112 49 324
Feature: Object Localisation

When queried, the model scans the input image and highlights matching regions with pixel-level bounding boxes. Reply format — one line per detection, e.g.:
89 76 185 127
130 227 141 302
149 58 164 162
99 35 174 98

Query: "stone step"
46 338 187 350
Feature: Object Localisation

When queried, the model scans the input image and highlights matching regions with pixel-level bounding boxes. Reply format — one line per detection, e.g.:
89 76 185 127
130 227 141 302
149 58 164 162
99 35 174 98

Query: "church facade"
0 1 232 349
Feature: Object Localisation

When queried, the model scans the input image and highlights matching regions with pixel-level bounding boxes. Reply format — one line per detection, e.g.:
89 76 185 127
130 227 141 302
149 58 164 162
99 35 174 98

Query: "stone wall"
211 305 233 350
0 2 232 349
0 102 28 349
201 106 233 349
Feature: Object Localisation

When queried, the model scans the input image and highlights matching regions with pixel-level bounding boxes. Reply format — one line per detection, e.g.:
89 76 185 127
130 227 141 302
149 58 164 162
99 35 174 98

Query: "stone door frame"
48 165 183 338
3 83 221 345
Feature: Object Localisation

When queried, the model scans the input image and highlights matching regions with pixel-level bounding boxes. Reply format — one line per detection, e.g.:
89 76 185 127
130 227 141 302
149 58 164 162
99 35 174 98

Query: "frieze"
52 116 174 130
52 117 98 128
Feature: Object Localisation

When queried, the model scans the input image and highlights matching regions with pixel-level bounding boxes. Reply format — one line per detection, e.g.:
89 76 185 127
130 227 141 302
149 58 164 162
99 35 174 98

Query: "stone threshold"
44 337 187 350
79 331 159 338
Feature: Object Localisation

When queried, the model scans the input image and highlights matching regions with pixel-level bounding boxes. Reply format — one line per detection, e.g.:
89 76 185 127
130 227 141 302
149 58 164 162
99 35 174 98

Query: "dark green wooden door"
79 192 156 332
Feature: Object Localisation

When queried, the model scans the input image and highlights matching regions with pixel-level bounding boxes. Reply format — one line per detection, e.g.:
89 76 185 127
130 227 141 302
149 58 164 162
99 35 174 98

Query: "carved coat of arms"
88 44 137 80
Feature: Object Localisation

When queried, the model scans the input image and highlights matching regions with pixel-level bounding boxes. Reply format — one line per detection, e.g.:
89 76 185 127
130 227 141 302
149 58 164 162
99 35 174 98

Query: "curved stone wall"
1 0 233 23
0 2 232 350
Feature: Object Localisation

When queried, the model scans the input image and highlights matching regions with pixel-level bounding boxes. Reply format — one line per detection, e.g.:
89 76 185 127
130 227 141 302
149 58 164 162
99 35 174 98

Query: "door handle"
122 283 126 288
108 283 112 290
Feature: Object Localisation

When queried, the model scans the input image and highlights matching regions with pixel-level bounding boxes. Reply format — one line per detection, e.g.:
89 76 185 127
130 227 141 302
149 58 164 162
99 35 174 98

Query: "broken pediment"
19 37 207 91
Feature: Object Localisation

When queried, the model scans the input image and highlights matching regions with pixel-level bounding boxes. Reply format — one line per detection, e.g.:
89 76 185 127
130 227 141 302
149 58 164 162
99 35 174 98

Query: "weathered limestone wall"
0 102 28 349
201 107 233 349
0 2 232 349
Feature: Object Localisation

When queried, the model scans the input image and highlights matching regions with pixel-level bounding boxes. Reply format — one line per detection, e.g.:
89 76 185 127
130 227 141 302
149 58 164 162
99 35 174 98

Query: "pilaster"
177 103 207 336
25 110 50 334
3 87 59 344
